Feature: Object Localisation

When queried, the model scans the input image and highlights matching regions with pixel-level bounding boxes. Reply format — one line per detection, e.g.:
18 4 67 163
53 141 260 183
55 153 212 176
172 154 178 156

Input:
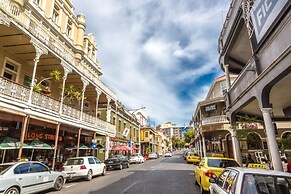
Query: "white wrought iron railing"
202 115 229 125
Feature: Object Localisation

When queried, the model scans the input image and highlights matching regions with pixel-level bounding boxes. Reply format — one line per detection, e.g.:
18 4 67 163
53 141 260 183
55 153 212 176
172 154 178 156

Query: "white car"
62 156 106 181
209 167 291 194
129 153 145 164
148 152 158 159
0 161 66 194
164 152 172 157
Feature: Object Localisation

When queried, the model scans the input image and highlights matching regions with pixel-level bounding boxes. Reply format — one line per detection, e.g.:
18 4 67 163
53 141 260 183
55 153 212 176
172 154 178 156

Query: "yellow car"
194 156 240 193
186 152 200 164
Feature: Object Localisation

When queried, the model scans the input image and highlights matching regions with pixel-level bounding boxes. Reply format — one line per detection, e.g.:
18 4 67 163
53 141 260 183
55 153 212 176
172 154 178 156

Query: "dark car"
104 155 129 170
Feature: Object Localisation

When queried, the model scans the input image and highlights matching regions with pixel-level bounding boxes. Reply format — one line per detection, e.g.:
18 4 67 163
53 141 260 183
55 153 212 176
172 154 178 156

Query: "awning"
0 137 31 150
29 139 53 149
111 145 130 151
132 146 140 150
66 144 91 150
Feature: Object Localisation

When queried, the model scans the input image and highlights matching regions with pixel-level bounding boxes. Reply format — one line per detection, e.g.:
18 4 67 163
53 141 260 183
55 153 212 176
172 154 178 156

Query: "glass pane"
65 158 84 165
32 163 48 172
5 63 16 71
208 159 240 168
88 158 95 164
217 170 229 187
0 164 13 175
14 163 32 174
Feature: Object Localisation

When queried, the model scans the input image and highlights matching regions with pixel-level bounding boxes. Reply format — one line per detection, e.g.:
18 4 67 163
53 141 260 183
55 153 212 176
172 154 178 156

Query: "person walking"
287 160 291 173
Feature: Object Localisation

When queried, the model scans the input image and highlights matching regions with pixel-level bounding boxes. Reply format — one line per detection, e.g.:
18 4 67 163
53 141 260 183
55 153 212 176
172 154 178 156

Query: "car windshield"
131 154 139 157
208 158 240 168
189 153 198 156
0 164 13 175
65 158 84 165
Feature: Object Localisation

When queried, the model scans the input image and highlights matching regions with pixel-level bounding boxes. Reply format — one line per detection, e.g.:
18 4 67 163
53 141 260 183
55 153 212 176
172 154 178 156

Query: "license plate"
108 161 113 163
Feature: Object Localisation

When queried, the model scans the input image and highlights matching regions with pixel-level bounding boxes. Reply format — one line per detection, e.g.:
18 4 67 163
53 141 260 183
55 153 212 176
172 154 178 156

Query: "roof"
226 167 291 176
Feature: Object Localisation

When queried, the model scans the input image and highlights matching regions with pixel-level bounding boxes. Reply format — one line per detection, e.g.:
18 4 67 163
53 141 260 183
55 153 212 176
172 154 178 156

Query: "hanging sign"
122 128 130 137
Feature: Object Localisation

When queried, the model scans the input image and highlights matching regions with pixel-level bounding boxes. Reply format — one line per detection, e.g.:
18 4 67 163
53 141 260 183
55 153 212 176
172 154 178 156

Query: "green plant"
146 147 151 154
33 70 62 92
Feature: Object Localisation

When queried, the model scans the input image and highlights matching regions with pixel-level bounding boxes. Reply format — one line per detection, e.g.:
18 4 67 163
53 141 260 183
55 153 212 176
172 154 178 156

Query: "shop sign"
122 128 130 137
27 132 62 141
205 104 216 112
251 0 288 43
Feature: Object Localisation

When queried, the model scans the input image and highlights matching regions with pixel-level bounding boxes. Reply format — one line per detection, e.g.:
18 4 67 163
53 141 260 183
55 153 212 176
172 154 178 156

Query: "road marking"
64 184 76 188
121 181 137 193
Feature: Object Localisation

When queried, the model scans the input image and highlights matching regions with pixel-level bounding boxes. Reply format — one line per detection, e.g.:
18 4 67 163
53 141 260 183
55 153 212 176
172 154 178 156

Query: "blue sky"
72 0 231 126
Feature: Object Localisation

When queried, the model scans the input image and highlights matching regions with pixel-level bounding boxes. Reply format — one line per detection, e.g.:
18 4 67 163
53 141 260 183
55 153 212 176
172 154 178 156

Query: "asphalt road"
46 151 200 194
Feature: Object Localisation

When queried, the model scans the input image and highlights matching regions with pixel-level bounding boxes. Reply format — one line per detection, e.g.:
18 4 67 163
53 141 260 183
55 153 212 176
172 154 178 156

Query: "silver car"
0 161 66 194
209 167 291 194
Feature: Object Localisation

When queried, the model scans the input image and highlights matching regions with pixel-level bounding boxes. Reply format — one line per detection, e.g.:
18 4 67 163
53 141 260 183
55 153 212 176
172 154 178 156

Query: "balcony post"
261 108 283 171
76 128 82 157
105 135 110 160
80 78 89 121
223 64 231 91
231 127 242 165
95 88 101 125
52 123 60 170
59 62 72 114
18 115 29 160
199 137 203 157
106 96 112 123
28 39 48 104
201 133 207 157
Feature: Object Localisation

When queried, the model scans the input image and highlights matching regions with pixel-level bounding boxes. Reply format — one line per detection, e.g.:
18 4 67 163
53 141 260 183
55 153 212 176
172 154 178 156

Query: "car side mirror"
209 178 216 183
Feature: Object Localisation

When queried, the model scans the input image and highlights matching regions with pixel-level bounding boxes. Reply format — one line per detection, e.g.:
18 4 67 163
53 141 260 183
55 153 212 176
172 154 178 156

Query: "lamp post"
129 106 145 154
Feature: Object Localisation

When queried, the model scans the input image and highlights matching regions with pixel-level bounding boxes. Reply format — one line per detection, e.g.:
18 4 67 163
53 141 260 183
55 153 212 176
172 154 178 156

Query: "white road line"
121 181 137 193
64 184 76 189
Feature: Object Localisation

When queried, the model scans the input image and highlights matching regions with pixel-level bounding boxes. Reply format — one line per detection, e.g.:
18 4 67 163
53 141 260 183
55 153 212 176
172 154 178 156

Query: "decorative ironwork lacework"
242 0 256 37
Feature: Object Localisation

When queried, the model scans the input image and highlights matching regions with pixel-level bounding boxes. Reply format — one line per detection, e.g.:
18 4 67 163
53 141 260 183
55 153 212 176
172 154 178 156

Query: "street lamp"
129 106 146 154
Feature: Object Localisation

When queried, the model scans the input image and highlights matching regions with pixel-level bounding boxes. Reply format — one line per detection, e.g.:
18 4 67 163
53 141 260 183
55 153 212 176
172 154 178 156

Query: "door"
31 162 52 191
88 157 97 175
93 157 103 174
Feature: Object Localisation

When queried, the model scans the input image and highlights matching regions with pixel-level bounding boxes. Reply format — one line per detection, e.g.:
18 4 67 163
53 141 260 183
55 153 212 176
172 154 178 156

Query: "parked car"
209 167 291 194
62 156 106 181
194 156 240 194
0 161 66 194
148 152 158 159
105 155 129 170
129 153 145 164
164 152 172 157
186 152 200 164
158 152 163 157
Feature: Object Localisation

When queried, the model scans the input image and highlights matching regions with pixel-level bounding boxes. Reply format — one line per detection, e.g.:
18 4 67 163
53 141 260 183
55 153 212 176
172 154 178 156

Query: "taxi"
194 156 240 194
186 152 200 164
209 167 291 194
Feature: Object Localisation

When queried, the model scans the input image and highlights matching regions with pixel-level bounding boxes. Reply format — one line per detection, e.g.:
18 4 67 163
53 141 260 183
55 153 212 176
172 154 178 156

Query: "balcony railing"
202 115 228 125
0 77 116 135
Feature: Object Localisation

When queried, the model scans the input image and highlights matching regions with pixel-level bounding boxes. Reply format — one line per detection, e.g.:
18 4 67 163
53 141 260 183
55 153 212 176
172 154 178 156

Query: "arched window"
247 133 262 150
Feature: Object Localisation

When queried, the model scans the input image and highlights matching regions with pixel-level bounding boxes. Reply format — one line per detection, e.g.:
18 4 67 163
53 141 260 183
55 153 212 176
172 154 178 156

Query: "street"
46 151 199 194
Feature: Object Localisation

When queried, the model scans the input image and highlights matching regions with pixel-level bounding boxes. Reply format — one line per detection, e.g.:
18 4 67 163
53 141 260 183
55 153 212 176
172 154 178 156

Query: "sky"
72 0 231 126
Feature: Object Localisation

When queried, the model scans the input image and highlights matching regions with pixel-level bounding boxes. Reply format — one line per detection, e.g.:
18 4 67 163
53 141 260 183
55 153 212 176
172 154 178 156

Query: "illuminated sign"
27 132 62 141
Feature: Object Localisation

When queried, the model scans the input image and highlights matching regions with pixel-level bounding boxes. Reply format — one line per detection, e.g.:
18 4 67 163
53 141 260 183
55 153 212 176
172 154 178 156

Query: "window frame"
2 58 21 82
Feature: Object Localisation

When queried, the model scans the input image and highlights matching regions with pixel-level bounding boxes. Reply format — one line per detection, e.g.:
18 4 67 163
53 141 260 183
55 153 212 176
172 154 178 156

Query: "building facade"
0 0 118 169
218 0 290 170
193 75 237 158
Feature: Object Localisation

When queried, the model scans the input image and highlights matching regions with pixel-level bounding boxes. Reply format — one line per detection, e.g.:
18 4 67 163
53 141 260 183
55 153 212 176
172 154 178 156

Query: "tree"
33 70 61 92
184 128 194 143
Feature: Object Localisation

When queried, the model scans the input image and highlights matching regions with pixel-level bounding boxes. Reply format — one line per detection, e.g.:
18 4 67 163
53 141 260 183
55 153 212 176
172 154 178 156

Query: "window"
145 132 149 138
208 159 240 168
88 158 95 164
34 0 41 5
52 6 59 24
94 158 101 164
14 163 32 174
32 163 48 172
220 81 227 94
217 170 229 188
66 20 72 37
223 171 238 193
2 59 20 82
123 123 126 129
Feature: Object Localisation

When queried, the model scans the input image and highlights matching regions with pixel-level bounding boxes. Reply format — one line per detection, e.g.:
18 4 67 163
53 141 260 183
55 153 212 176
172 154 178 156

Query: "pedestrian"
246 153 255 168
287 160 291 173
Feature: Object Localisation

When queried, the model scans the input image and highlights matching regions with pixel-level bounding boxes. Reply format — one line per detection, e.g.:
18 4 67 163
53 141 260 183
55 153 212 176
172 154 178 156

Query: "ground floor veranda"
0 111 107 170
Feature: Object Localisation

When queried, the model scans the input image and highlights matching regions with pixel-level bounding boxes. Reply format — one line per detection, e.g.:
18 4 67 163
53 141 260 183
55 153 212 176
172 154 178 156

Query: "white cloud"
72 0 231 125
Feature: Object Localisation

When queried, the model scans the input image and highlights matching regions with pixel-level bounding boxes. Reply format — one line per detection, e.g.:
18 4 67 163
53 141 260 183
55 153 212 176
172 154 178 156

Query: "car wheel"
119 163 123 170
53 176 64 191
200 179 206 194
102 167 106 176
5 187 19 194
85 170 93 181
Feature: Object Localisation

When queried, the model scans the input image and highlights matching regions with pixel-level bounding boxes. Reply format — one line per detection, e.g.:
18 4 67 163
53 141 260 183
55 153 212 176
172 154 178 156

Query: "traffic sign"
91 143 97 150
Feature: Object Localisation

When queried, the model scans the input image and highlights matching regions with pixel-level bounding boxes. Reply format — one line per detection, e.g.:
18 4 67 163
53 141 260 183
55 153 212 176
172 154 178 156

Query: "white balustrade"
202 115 228 125
0 77 29 102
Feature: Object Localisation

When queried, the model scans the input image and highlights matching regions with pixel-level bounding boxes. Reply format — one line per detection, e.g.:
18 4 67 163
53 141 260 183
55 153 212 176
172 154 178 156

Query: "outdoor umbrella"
111 145 130 151
0 137 31 163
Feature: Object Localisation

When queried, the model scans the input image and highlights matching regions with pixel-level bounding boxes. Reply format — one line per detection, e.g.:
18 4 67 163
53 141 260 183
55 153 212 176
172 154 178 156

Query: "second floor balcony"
202 115 228 126
0 76 116 135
